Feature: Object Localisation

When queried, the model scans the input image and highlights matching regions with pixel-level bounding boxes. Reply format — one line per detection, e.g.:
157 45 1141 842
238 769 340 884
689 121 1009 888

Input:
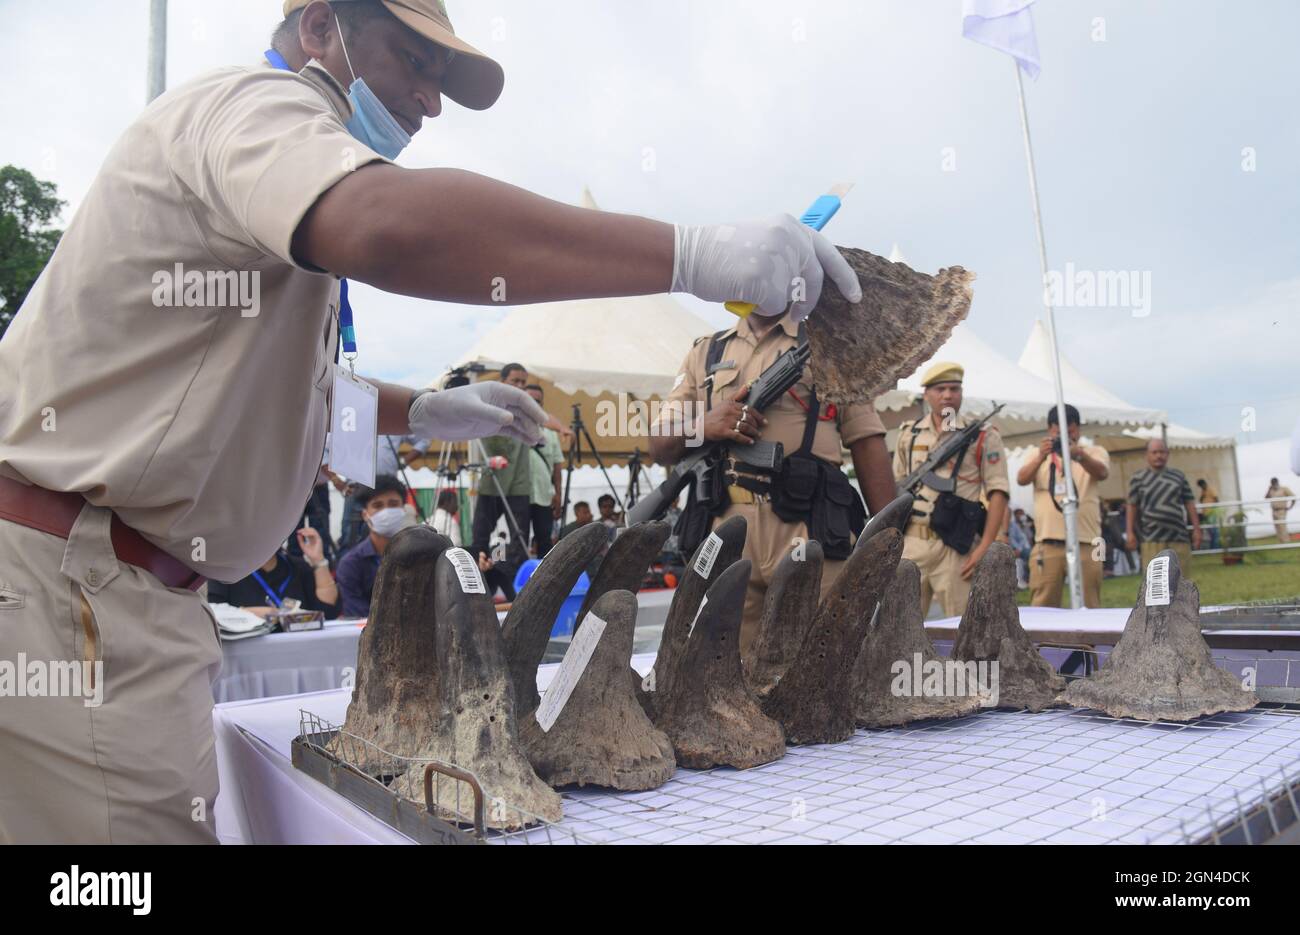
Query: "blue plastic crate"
512 560 590 637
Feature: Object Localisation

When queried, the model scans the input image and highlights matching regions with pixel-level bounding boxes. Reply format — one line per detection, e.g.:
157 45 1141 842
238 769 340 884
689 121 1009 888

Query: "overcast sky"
1 0 1296 445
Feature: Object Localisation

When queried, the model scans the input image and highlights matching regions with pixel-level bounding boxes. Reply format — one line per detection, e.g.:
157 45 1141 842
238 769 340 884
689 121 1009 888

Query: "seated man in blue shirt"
336 475 413 618
208 526 341 618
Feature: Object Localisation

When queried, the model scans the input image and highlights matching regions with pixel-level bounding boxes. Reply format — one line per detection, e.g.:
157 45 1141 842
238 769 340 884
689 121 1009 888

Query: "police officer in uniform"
651 309 896 656
1015 403 1110 607
892 362 1010 617
0 0 859 843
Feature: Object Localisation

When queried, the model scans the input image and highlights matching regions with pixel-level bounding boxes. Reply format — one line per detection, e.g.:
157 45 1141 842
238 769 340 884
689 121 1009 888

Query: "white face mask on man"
366 506 409 538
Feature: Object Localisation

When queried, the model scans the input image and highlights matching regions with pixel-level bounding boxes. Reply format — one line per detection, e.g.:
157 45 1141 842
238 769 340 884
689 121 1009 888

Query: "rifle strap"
703 329 729 411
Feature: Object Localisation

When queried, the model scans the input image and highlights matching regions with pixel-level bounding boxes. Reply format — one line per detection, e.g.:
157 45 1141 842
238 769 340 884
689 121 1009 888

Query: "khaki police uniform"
893 401 1009 618
659 315 886 656
1268 483 1295 541
1027 445 1110 608
0 62 388 842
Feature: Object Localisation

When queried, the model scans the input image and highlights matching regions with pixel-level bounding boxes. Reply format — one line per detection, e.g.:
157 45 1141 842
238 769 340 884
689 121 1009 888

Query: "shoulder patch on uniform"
987 450 1001 463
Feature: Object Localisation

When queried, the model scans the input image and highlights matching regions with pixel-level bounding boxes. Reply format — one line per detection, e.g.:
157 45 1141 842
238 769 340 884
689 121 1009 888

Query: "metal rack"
292 710 595 845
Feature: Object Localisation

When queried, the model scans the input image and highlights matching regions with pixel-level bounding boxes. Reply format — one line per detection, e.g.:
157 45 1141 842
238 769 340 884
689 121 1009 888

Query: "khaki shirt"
1029 445 1110 544
0 62 387 582
892 413 1010 526
1269 484 1296 517
659 315 886 463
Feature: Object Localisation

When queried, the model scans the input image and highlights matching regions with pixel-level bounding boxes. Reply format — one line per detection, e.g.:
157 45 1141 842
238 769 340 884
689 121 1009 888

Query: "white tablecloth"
924 605 1297 640
214 620 366 704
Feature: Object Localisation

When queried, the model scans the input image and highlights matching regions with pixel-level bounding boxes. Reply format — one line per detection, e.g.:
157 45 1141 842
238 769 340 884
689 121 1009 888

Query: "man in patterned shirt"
1125 439 1201 577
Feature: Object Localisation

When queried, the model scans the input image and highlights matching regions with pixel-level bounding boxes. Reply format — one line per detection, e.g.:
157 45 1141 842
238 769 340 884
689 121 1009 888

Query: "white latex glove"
409 383 547 445
671 214 863 322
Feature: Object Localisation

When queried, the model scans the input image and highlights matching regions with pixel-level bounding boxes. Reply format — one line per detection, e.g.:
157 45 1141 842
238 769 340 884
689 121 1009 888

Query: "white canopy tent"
1018 319 1230 451
875 320 1168 443
456 290 711 400
1007 318 1240 511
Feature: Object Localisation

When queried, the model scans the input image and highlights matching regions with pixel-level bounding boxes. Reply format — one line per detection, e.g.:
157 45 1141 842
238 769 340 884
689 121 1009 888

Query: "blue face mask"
335 19 411 160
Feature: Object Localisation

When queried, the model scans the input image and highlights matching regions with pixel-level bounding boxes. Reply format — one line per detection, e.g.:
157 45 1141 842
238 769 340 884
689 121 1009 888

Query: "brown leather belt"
0 475 205 591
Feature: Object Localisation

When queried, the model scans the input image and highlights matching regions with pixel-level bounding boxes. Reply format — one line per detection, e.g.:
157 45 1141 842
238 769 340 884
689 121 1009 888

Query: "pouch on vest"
925 438 986 555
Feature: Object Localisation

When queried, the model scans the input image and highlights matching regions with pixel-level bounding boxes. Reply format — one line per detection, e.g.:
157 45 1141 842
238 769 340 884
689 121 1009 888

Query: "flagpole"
1013 60 1083 610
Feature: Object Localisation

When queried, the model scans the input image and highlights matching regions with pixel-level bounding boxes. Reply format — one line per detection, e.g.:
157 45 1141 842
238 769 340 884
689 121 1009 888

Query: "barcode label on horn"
694 532 723 578
536 613 606 732
1145 555 1171 606
444 548 486 594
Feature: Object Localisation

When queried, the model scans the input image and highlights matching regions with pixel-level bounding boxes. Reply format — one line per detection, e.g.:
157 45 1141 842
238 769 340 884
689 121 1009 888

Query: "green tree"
0 165 64 341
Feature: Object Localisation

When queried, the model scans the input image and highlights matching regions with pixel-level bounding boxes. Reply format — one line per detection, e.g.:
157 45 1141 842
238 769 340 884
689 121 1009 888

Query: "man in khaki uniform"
0 0 861 843
651 312 896 655
1015 403 1110 607
892 363 1010 617
1266 477 1295 542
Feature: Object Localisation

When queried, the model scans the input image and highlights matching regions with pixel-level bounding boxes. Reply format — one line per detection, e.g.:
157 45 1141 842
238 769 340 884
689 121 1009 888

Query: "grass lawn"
1016 538 1300 609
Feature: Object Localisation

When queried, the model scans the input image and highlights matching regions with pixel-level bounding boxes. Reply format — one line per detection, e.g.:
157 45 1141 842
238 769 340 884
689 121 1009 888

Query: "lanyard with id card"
328 279 379 488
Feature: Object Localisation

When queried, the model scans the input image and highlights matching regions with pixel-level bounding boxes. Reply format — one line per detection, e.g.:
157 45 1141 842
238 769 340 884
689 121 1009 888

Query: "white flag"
962 0 1041 79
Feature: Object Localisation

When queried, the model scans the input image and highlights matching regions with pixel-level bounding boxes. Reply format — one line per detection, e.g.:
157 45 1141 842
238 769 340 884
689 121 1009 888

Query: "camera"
1051 438 1062 455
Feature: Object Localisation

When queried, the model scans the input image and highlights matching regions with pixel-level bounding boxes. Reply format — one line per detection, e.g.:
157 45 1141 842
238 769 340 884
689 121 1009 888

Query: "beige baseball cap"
282 0 504 110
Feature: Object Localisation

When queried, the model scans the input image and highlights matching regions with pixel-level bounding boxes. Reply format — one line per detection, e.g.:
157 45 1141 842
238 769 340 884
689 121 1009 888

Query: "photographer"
1015 404 1110 607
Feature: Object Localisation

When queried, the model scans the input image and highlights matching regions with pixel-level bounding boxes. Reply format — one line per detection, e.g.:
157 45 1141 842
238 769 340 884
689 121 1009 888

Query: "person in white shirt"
427 489 463 546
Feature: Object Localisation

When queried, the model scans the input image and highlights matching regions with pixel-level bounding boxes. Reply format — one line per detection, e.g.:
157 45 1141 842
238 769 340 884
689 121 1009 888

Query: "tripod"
561 403 625 522
385 435 427 522
625 448 646 509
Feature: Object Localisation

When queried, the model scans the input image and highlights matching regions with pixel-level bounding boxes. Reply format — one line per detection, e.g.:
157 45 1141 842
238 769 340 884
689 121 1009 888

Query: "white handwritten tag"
687 595 709 640
1145 555 1171 606
536 613 606 732
444 548 485 594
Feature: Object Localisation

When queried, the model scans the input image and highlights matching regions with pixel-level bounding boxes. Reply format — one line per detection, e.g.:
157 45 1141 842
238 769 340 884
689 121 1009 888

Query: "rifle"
626 341 811 526
895 402 1005 496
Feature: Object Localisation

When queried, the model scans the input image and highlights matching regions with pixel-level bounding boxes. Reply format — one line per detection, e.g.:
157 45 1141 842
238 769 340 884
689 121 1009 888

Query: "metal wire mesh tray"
1200 599 1300 631
291 710 593 845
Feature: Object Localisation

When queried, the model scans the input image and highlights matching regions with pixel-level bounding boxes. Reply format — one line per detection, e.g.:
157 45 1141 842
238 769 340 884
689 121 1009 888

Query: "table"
924 605 1300 651
213 669 1300 844
925 606 1300 700
214 589 677 703
215 619 366 703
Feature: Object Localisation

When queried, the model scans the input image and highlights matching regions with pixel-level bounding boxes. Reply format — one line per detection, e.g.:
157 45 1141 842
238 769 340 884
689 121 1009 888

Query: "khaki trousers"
1139 539 1194 584
716 502 844 658
902 531 971 618
1028 541 1103 608
0 505 222 843
1273 515 1290 542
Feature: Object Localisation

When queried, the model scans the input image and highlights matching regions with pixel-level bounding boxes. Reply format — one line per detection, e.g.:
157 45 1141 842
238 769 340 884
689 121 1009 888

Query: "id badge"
330 365 378 488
